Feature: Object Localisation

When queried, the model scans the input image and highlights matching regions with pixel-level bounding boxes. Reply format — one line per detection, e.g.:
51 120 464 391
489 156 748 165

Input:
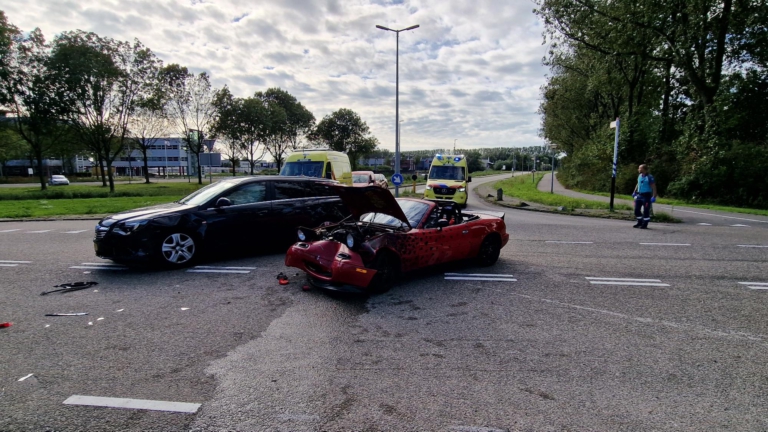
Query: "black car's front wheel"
160 232 197 267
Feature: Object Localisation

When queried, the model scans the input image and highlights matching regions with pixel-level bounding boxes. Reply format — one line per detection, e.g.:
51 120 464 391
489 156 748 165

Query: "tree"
128 96 168 183
309 108 378 169
212 86 270 175
0 126 27 179
161 64 217 184
256 88 314 172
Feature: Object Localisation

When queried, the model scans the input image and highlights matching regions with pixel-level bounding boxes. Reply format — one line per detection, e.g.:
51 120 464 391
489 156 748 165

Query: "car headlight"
113 219 149 235
425 185 432 190
458 187 466 192
346 233 355 248
297 229 306 241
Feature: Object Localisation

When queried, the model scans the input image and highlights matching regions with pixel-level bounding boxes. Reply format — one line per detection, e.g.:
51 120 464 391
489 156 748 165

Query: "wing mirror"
215 197 232 208
467 176 472 182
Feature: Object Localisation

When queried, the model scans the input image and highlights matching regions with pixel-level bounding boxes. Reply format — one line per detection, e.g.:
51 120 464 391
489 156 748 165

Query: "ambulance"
280 150 353 185
423 154 471 207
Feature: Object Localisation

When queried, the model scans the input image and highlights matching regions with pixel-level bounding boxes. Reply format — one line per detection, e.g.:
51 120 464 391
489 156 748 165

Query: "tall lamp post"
376 23 419 197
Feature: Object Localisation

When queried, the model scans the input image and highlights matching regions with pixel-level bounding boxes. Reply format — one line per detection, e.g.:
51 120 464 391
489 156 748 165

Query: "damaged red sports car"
285 185 509 294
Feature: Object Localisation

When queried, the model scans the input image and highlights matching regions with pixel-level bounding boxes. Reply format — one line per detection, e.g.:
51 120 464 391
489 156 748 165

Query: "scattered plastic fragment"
88 322 93 326
93 290 99 293
41 282 99 296
277 272 289 285
97 317 104 321
18 374 34 382
302 285 311 291
44 324 50 328
45 313 88 317
116 309 124 312
180 307 190 311
83 271 91 274
0 322 12 328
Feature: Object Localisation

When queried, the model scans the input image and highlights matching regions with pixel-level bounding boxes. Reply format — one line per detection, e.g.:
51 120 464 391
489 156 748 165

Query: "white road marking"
62 230 88 234
731 224 750 227
26 230 52 233
0 260 32 264
192 265 257 270
186 269 251 274
18 374 34 381
697 223 712 226
586 277 669 287
738 282 768 290
0 229 21 232
63 395 201 413
545 241 594 244
180 307 190 311
0 264 18 267
81 262 124 266
737 245 768 248
656 207 768 223
639 243 691 246
70 266 128 271
445 273 517 282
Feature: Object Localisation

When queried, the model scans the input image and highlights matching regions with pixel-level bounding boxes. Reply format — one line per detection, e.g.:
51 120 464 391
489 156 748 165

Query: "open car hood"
332 185 410 228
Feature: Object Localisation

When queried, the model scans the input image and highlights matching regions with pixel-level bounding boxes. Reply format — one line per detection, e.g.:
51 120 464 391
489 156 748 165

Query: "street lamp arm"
403 24 420 31
376 25 394 31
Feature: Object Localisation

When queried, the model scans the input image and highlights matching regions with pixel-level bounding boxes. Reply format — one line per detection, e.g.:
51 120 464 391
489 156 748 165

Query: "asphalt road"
1 172 767 431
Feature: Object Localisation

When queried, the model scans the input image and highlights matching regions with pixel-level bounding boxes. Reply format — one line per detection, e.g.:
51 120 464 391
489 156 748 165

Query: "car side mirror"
467 176 472 182
215 197 232 208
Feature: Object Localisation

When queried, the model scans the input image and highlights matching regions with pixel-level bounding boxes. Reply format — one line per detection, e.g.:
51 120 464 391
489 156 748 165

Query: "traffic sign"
391 173 404 186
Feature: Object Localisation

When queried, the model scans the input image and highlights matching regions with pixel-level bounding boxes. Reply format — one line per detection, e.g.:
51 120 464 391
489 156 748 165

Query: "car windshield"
429 166 466 181
353 174 371 184
360 199 430 228
280 161 324 177
178 181 236 206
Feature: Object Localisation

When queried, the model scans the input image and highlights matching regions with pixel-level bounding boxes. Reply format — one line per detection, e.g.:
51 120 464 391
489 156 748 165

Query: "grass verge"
0 182 204 201
490 174 679 222
470 170 508 177
0 196 179 218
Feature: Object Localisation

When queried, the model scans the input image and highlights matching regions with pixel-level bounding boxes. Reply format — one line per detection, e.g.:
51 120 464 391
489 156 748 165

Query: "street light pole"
376 23 419 198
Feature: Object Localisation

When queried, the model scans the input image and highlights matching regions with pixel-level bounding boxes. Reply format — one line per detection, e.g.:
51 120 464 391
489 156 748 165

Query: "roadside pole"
550 145 557 193
609 118 620 211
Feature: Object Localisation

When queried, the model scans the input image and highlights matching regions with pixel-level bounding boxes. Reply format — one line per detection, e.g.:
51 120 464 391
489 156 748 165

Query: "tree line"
535 0 768 208
0 11 379 191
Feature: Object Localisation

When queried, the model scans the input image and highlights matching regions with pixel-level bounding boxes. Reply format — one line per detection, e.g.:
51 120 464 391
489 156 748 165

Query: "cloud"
3 0 550 150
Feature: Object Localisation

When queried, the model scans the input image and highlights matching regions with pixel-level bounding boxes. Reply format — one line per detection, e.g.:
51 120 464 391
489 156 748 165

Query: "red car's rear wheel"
477 235 501 266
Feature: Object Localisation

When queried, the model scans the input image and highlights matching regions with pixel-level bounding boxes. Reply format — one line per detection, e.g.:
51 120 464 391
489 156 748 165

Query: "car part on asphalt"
0 322 12 328
45 313 88 317
40 281 99 296
277 272 289 285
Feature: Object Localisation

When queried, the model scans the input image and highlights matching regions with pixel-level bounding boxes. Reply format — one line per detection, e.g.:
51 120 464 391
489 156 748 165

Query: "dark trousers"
634 192 652 222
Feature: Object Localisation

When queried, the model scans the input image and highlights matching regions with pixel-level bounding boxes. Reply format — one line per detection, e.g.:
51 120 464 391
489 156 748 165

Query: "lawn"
494 174 633 210
470 170 509 177
0 196 181 218
0 182 204 201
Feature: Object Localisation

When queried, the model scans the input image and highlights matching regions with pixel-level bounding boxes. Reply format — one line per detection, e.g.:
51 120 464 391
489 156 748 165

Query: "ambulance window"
325 162 333 179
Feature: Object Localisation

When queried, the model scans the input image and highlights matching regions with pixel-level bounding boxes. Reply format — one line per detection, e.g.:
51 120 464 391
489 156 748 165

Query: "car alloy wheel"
161 233 196 265
477 235 501 266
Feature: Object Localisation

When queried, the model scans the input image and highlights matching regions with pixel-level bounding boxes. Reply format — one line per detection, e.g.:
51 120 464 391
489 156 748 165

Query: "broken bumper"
285 241 377 291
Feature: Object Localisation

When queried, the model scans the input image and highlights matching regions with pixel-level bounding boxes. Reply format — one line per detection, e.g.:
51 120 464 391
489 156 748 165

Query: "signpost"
391 173 404 187
609 118 620 212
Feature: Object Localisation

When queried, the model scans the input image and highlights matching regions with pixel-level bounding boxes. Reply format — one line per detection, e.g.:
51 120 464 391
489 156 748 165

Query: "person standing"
632 164 657 229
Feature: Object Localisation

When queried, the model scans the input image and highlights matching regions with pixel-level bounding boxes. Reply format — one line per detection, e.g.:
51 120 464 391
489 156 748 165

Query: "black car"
94 176 348 267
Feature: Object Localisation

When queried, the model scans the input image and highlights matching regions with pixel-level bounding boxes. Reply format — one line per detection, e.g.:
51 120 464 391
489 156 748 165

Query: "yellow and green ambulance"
280 150 353 185
423 154 471 207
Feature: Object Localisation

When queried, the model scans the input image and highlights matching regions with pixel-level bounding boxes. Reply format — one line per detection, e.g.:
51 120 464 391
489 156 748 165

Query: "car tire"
368 251 400 294
477 235 501 266
159 232 197 267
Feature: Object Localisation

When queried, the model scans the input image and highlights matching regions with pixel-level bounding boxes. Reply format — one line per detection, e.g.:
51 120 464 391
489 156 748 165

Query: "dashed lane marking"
186 265 256 274
738 282 768 290
737 245 768 248
62 230 88 234
445 273 517 282
545 241 594 244
0 260 32 267
25 230 52 233
657 207 768 224
639 243 691 246
586 277 670 287
0 229 21 233
697 223 712 226
63 395 201 414
70 262 128 271
731 224 750 227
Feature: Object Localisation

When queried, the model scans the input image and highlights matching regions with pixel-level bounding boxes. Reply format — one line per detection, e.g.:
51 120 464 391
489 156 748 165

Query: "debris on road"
0 322 12 328
18 374 34 382
180 307 190 311
277 272 289 285
40 281 99 296
45 313 88 317
302 285 311 291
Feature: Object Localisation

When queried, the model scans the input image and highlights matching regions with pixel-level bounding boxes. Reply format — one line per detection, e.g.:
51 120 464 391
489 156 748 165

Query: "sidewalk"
539 172 768 225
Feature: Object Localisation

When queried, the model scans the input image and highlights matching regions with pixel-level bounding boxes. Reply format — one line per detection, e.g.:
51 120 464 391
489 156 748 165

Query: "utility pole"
453 139 457 154
609 118 620 211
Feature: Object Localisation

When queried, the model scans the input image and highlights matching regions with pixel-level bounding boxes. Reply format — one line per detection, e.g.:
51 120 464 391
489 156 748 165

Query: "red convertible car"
285 185 509 294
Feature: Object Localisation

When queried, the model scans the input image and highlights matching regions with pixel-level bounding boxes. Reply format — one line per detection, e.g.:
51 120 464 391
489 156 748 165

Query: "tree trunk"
98 155 107 187
196 152 203 185
35 151 47 191
106 159 115 192
141 147 151 184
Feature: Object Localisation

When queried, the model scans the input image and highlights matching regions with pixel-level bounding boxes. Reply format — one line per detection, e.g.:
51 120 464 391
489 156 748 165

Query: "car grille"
435 187 456 195
94 226 109 239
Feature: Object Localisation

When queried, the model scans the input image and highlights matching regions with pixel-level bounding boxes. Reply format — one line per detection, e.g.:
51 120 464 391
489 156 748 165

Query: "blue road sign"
391 173 404 186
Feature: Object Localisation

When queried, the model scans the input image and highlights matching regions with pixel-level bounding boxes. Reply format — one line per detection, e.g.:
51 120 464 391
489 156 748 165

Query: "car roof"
219 176 338 184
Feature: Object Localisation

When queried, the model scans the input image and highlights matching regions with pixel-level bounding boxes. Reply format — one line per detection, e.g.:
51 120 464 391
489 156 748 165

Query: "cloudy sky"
2 0 550 152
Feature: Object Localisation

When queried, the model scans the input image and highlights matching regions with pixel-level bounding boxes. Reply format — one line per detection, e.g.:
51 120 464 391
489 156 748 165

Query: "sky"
1 0 550 152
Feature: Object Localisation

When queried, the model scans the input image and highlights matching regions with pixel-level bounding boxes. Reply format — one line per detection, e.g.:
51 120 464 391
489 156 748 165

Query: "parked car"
352 171 376 188
285 185 509 294
374 173 389 189
93 176 348 267
49 175 70 186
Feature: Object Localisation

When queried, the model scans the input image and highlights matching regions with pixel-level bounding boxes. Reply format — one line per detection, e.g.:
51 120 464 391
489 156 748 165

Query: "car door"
200 181 272 253
270 180 314 245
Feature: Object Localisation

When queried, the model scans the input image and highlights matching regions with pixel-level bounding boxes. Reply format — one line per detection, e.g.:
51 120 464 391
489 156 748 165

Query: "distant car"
374 173 389 189
285 185 509 294
93 176 349 267
49 175 70 186
352 171 376 188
